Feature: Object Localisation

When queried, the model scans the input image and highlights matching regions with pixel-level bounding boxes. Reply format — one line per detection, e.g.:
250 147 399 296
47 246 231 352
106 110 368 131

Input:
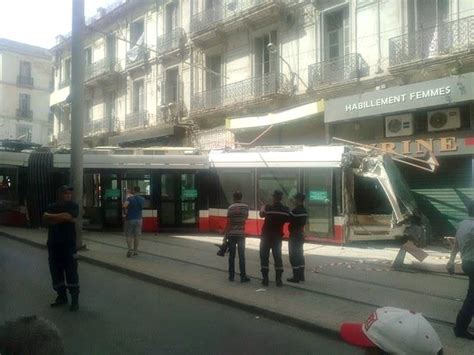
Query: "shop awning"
225 100 325 130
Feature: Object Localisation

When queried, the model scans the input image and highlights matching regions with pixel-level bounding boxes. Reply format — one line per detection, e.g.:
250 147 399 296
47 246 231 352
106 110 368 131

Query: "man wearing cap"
340 307 443 354
287 193 308 283
42 186 80 311
259 190 290 287
446 201 474 340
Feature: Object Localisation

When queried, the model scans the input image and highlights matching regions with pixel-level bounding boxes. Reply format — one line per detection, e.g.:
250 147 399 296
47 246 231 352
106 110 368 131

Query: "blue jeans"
228 236 246 277
260 237 283 273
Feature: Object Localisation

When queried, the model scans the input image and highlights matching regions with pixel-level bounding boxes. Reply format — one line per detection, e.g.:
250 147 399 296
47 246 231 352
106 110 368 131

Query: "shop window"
217 170 255 209
257 170 298 207
304 169 333 236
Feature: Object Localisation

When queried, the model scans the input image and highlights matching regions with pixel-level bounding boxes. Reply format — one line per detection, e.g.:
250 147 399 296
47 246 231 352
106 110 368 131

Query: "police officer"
287 193 308 283
42 186 80 311
259 190 290 287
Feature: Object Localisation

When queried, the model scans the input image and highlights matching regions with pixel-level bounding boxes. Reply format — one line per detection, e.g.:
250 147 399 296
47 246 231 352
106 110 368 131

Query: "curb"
1 231 341 340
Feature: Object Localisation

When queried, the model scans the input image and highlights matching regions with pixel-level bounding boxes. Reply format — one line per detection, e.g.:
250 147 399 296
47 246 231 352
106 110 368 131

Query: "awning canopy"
225 100 325 131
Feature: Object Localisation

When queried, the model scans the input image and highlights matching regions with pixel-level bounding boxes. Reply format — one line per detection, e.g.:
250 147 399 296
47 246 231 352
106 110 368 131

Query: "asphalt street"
0 237 362 355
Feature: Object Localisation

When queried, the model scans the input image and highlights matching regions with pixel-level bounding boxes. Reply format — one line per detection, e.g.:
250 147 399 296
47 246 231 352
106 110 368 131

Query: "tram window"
84 173 101 207
304 169 333 236
257 171 298 207
123 174 152 209
353 175 392 215
217 171 255 209
0 168 18 202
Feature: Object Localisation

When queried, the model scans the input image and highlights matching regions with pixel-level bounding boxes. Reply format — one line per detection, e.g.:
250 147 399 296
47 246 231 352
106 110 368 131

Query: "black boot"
287 269 300 283
299 267 305 282
50 292 68 307
70 293 79 312
276 270 283 287
261 269 269 286
240 274 250 283
228 271 235 282
453 327 474 340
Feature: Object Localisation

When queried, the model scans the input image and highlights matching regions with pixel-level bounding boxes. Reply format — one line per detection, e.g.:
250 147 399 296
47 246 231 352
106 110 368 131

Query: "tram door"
102 174 123 229
159 172 198 230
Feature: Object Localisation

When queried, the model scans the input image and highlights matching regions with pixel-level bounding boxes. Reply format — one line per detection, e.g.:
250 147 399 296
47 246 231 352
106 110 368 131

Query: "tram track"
84 235 464 327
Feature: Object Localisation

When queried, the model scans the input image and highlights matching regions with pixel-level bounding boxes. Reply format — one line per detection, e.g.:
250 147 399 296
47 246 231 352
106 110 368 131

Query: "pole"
71 0 85 249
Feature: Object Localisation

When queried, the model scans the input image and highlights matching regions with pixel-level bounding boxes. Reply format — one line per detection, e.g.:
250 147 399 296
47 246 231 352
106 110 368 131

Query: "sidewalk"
1 226 472 354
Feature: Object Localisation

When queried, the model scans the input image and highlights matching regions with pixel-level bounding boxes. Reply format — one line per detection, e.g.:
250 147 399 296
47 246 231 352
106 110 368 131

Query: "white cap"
340 307 443 355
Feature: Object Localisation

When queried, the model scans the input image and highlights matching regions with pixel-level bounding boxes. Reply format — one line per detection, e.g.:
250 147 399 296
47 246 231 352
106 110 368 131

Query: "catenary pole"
71 0 85 249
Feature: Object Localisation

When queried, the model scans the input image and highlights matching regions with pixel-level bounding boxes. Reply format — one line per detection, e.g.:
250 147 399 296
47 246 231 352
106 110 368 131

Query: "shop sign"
372 136 474 156
309 190 328 202
325 73 474 123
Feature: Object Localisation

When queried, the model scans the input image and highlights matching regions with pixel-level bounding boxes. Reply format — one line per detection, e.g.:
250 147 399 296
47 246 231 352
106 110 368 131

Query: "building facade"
0 39 52 145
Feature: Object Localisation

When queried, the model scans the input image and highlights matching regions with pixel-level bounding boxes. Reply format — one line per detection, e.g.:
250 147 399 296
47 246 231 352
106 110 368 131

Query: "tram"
0 141 435 245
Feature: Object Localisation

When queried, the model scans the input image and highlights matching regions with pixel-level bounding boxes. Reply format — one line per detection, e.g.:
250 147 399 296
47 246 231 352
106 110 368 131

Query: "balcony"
85 118 115 137
85 58 123 84
17 75 34 87
191 72 289 113
190 0 288 43
124 111 151 130
57 129 71 146
126 46 148 70
16 108 33 120
157 28 186 55
308 53 369 89
59 77 71 89
389 16 474 68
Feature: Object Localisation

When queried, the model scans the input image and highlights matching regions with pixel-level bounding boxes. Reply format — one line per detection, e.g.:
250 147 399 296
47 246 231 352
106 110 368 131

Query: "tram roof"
208 146 346 168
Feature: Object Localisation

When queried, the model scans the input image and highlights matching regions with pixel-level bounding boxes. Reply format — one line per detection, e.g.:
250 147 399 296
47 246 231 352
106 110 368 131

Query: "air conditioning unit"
427 108 461 132
385 113 414 137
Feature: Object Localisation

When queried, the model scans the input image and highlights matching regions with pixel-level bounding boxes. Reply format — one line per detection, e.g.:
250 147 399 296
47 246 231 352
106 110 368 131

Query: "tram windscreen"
353 175 392 215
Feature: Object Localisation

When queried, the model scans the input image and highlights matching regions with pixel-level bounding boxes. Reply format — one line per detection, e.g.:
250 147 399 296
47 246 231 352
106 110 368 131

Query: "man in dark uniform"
42 186 80 311
287 193 308 283
259 190 290 287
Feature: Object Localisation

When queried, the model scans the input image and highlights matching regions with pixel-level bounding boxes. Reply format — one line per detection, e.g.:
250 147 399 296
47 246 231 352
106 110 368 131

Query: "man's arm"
446 238 459 274
42 212 75 225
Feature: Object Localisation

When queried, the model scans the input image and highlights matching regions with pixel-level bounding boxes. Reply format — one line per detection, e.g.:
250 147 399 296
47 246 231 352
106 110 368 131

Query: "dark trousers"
48 244 79 296
289 234 305 271
228 236 246 276
455 260 474 332
260 237 283 273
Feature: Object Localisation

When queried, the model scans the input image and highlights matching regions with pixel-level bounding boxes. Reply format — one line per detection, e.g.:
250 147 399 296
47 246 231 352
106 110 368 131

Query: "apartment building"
0 38 52 145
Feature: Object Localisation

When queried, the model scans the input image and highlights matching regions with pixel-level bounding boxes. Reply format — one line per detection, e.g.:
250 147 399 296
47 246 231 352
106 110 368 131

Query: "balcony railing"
126 46 148 67
16 108 33 120
124 111 150 130
59 77 71 89
85 118 115 137
85 58 122 81
389 16 474 67
191 72 289 111
308 53 369 88
17 75 34 87
157 28 186 54
191 0 275 33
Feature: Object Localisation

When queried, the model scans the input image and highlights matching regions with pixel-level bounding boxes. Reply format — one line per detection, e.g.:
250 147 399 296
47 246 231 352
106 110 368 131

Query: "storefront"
325 74 474 239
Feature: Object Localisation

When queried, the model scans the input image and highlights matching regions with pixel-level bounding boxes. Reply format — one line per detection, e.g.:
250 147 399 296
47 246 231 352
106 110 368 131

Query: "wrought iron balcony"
126 46 148 67
389 16 474 67
85 118 115 137
157 28 186 55
191 72 289 112
17 75 34 87
16 108 33 120
59 77 71 89
308 53 369 89
85 58 122 82
190 6 224 33
124 111 150 130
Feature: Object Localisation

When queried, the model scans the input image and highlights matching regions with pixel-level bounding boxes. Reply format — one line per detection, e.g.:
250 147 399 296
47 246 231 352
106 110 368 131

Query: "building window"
132 80 145 113
64 58 71 82
85 100 93 122
166 2 179 33
85 47 92 66
130 18 145 46
255 31 277 77
19 61 32 78
164 68 179 104
16 125 32 142
18 93 31 113
323 7 350 61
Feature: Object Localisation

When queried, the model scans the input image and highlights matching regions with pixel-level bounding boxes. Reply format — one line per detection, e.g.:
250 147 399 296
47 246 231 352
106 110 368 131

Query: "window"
132 80 144 112
85 47 92 66
16 125 32 142
19 93 31 112
217 170 255 209
64 58 71 80
130 19 144 46
85 100 93 122
166 2 178 33
323 7 349 60
123 174 152 209
164 68 179 104
19 61 31 78
255 31 277 77
303 169 333 236
206 55 221 91
0 167 18 206
257 170 299 207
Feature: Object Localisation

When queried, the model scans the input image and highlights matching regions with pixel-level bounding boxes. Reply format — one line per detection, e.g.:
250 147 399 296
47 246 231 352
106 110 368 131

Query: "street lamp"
267 42 308 91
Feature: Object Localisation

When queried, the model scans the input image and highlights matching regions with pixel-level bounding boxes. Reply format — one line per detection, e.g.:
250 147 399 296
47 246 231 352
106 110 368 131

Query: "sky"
0 0 114 49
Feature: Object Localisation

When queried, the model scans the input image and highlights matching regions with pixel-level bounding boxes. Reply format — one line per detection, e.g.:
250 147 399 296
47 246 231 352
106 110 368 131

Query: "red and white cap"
340 307 443 355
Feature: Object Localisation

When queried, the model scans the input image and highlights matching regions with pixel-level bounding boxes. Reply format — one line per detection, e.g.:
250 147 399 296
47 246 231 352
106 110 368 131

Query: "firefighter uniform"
288 204 308 282
259 199 290 286
46 201 80 306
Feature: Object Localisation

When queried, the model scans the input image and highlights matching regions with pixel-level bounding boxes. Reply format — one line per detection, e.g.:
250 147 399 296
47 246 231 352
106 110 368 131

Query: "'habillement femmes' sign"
325 74 474 123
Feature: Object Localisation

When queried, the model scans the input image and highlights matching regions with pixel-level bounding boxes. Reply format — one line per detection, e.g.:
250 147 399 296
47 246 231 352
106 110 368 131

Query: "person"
123 186 145 258
221 191 250 282
287 193 308 283
446 201 474 340
340 306 443 354
0 316 65 355
42 185 80 312
259 190 290 287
